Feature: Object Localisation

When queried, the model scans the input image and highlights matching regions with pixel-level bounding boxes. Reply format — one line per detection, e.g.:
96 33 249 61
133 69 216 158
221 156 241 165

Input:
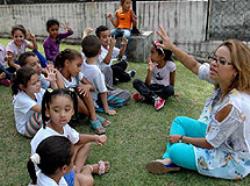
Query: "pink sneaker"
0 79 11 87
154 97 165 111
132 92 145 102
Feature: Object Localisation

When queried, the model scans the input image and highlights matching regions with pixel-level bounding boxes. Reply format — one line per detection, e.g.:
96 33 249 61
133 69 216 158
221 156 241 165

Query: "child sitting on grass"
43 19 73 63
0 44 11 86
81 35 130 115
132 40 176 111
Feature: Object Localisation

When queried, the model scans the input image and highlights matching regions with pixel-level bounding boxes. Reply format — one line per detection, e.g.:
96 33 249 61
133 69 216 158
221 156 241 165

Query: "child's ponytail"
27 154 39 184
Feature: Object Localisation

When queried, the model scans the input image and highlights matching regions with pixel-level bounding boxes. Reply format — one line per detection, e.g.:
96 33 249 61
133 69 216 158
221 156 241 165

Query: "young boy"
43 19 73 63
95 25 135 86
81 35 130 115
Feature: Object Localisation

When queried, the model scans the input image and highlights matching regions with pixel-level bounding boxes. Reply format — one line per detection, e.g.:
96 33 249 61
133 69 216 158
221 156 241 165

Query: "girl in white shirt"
12 66 44 138
27 136 73 186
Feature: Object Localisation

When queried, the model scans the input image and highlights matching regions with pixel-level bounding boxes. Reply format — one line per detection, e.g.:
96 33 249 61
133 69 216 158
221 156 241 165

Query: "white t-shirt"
37 171 68 186
151 60 176 86
98 45 120 68
81 60 108 102
63 72 84 88
6 40 29 61
31 124 79 155
13 89 45 135
0 44 7 67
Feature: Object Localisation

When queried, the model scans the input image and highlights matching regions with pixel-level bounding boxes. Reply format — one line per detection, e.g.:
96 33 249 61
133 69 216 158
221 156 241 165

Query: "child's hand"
83 27 94 37
77 84 91 97
26 30 36 41
61 22 72 32
44 67 57 83
147 56 155 72
109 37 116 49
107 13 113 20
169 135 182 144
106 109 116 116
95 135 107 145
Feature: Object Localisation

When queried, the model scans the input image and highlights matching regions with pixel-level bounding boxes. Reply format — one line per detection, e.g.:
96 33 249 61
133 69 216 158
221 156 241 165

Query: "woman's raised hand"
156 26 173 51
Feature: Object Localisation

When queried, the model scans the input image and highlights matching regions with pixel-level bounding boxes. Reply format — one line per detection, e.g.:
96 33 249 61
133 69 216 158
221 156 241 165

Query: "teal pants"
162 116 207 171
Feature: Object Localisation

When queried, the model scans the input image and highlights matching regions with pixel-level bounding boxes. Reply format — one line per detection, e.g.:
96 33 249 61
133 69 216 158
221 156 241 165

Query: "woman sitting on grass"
146 26 250 180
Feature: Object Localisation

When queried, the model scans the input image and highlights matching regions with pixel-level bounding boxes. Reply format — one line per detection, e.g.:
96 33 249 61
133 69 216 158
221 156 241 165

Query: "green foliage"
1 38 249 185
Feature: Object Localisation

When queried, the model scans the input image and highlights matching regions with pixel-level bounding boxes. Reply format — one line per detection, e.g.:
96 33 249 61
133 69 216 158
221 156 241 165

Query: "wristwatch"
179 135 184 143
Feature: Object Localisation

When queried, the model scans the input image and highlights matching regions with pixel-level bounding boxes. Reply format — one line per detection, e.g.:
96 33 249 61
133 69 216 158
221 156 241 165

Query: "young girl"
54 49 110 134
132 40 176 111
12 66 44 137
31 88 110 186
43 19 73 63
6 25 38 72
0 43 11 86
107 0 137 39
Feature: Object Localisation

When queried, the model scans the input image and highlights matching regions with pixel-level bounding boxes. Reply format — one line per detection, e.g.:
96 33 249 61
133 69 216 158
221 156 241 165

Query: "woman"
146 26 250 180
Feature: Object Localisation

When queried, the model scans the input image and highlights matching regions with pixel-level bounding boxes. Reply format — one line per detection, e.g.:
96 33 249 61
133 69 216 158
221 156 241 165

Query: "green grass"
0 38 249 185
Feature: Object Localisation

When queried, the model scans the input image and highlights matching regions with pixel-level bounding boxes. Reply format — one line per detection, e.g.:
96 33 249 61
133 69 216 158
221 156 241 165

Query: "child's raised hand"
109 36 116 49
95 135 107 145
156 26 173 50
61 22 72 32
26 30 36 41
107 13 113 20
82 27 94 39
147 56 155 72
44 67 57 83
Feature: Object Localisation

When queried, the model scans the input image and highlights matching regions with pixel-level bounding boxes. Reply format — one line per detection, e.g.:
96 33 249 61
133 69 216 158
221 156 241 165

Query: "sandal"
92 160 110 175
90 119 106 135
145 160 180 174
97 115 111 127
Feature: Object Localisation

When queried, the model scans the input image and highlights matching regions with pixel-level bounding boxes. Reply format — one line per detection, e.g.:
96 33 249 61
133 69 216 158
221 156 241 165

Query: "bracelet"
179 135 184 143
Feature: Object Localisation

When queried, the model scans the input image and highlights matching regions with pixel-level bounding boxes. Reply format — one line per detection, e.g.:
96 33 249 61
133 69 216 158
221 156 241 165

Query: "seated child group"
0 0 176 185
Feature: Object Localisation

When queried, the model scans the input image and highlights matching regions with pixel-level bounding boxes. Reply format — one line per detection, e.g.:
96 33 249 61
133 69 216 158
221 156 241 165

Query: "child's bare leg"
74 172 94 186
81 94 97 121
73 143 91 173
78 96 90 117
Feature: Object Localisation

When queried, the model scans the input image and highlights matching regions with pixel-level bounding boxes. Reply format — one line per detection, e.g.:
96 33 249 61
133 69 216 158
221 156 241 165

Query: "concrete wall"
0 1 208 44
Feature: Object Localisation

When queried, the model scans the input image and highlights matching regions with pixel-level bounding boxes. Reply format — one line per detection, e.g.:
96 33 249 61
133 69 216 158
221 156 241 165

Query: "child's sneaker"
154 96 165 111
0 79 11 87
132 92 144 102
128 70 136 78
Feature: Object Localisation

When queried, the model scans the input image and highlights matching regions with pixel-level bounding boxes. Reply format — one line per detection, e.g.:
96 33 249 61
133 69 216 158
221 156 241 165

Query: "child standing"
6 25 38 72
95 25 135 86
54 49 110 134
31 88 110 186
43 19 73 63
12 66 44 138
107 0 137 39
132 40 176 111
81 35 130 115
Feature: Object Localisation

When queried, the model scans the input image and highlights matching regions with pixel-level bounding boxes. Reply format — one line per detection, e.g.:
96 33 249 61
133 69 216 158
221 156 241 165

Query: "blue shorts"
64 169 75 186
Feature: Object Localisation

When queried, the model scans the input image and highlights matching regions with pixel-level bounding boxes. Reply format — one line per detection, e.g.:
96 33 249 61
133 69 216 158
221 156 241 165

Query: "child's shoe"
0 79 11 87
154 96 165 111
127 70 136 78
132 92 145 102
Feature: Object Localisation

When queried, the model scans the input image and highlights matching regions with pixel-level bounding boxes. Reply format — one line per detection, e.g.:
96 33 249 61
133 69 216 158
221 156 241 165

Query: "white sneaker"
127 70 136 78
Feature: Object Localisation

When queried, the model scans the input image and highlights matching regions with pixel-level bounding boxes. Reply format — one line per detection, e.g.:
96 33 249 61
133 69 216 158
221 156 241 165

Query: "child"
18 51 59 90
43 19 73 63
28 136 94 186
31 88 110 185
12 66 44 138
81 35 131 115
0 44 11 86
6 25 38 72
132 40 176 111
96 25 136 86
54 48 110 134
107 0 137 39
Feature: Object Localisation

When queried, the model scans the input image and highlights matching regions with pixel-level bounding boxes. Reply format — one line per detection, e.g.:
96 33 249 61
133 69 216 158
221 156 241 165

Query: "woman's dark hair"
18 51 37 67
121 0 127 6
11 66 37 95
46 19 60 32
27 136 73 184
95 25 109 38
41 88 78 128
81 35 101 58
11 24 27 37
54 48 82 69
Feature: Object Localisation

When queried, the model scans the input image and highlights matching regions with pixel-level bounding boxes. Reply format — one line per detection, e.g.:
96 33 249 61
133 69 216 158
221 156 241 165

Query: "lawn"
0 38 248 186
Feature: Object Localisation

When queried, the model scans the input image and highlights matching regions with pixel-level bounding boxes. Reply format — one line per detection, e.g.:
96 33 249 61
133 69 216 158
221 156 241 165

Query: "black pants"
133 79 174 104
111 60 130 83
